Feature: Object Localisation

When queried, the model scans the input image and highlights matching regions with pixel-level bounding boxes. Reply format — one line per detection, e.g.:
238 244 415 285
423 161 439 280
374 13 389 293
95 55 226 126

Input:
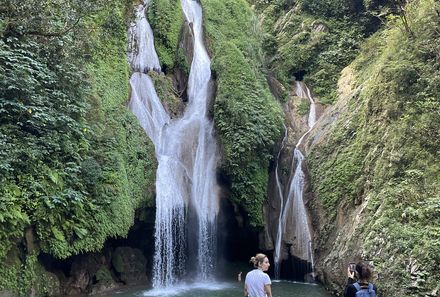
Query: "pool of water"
97 280 332 297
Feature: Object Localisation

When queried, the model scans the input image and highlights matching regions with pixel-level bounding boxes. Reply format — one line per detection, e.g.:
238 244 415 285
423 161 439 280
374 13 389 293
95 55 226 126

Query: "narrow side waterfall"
274 124 288 278
127 0 219 288
273 81 317 280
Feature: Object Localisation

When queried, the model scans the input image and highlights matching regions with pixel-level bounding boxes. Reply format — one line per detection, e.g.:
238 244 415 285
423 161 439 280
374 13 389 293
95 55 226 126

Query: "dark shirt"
343 278 377 297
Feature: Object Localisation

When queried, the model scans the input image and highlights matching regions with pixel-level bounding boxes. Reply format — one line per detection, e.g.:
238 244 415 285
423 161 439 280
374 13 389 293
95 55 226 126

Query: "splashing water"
127 0 219 288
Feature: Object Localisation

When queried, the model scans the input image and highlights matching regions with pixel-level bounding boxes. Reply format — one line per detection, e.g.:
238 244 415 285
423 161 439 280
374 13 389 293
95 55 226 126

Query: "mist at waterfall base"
93 280 331 297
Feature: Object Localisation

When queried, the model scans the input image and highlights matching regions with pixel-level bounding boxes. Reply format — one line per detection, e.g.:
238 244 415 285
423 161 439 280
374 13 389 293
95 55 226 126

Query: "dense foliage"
309 0 440 295
148 0 186 73
248 0 385 104
201 0 284 227
1 0 438 296
147 0 188 116
0 0 155 294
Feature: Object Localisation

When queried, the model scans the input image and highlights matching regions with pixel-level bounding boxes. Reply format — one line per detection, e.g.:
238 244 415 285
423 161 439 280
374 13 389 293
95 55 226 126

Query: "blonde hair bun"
249 253 267 268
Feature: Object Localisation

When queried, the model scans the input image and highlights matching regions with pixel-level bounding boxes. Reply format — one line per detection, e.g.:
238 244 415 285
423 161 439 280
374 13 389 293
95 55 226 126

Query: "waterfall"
274 124 287 278
273 81 317 280
180 0 220 280
127 0 219 288
128 2 161 73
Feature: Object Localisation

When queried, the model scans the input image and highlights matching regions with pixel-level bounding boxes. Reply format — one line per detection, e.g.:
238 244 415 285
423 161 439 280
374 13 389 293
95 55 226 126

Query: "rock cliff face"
252 0 440 296
263 82 308 248
304 67 366 292
304 6 440 289
263 79 326 278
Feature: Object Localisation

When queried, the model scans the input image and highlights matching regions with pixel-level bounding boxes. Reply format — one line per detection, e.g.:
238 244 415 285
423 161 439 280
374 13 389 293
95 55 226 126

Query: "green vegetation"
1 0 438 296
297 99 310 116
248 0 379 104
149 71 182 117
309 0 440 294
0 0 155 295
201 0 284 227
148 0 186 72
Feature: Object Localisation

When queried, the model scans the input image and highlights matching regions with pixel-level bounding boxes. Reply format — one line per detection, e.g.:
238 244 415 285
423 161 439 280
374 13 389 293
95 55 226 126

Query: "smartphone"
349 262 356 272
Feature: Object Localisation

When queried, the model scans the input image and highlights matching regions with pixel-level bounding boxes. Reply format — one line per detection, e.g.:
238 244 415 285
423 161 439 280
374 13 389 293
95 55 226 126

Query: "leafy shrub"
0 0 155 288
202 0 284 227
148 0 185 72
309 0 440 294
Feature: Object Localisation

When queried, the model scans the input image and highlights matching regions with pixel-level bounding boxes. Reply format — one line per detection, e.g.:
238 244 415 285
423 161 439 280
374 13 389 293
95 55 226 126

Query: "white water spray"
127 0 219 288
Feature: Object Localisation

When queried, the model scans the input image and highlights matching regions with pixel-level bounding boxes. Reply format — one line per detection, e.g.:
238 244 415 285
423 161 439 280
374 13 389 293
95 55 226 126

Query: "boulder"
39 271 61 297
112 247 147 285
64 253 103 295
89 281 119 295
88 266 120 296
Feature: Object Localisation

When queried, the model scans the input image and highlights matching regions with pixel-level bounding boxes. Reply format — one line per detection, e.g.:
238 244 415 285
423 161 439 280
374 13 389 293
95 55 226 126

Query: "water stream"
127 0 219 289
273 124 288 278
273 81 318 280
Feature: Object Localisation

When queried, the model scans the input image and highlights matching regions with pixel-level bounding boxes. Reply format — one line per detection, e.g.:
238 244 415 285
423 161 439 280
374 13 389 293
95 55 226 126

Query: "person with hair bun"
344 261 377 297
244 253 272 297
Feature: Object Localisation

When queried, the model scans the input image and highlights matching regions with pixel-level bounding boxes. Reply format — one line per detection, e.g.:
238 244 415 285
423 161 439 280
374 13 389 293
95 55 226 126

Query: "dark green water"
97 280 332 297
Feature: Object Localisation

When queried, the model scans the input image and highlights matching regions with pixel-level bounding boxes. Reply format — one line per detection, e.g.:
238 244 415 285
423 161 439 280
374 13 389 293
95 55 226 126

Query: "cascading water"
273 81 317 280
274 124 287 278
128 1 161 74
180 0 220 280
127 0 219 289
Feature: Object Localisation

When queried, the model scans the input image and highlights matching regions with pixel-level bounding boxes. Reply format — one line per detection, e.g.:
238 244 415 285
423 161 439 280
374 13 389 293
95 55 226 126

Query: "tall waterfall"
127 0 219 288
273 81 317 279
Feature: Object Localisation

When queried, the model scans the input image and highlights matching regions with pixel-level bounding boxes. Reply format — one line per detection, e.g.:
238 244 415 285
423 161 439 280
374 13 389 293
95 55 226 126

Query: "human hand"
347 267 355 279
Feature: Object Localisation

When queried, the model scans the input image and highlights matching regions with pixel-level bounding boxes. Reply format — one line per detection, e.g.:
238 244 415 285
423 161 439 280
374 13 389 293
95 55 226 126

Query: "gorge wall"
1 0 439 296
252 0 439 295
304 3 440 292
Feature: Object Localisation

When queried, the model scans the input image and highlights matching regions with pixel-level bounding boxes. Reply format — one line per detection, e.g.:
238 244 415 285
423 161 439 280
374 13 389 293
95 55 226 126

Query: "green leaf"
51 227 65 242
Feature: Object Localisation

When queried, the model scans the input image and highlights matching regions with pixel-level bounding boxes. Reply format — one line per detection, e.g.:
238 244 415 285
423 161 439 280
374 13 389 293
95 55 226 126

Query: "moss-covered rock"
0 0 155 293
149 71 183 118
248 0 378 104
307 0 440 295
38 270 61 297
148 0 185 72
111 247 147 284
201 0 284 227
0 251 61 297
95 265 113 283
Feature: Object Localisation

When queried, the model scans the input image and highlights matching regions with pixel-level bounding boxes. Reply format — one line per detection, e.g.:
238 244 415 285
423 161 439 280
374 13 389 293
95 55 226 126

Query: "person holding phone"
344 261 378 297
244 253 272 297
